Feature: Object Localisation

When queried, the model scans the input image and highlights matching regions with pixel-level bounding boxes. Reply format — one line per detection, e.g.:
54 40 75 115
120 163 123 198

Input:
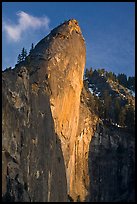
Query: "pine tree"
107 71 116 81
17 54 22 64
96 97 104 118
21 47 27 61
118 107 126 126
103 90 112 119
125 105 135 129
29 43 34 54
127 76 135 91
114 98 121 123
112 72 117 81
85 68 89 79
117 73 128 87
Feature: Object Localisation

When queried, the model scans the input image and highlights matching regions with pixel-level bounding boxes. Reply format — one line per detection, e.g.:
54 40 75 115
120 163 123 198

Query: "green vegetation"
17 43 34 64
85 67 135 92
29 43 34 55
17 47 27 64
125 105 135 128
84 67 135 130
118 107 126 127
117 73 135 92
103 90 112 119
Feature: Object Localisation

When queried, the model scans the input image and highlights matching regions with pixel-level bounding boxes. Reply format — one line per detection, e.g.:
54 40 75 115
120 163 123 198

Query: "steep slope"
86 70 135 107
2 19 86 202
85 69 135 130
88 121 135 202
83 70 135 202
69 86 99 201
71 80 135 202
29 19 87 200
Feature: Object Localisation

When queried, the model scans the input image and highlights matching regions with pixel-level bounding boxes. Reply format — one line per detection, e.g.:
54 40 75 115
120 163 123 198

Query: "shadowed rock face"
2 66 67 202
88 122 135 202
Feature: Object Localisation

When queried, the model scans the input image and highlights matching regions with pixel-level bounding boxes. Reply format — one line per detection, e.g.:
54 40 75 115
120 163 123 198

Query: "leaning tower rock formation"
29 19 86 198
2 19 87 202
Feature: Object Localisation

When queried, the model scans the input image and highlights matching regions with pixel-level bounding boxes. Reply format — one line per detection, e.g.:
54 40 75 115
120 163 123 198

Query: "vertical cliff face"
67 86 99 202
48 20 86 198
2 19 87 202
29 19 87 199
88 122 135 202
2 66 67 202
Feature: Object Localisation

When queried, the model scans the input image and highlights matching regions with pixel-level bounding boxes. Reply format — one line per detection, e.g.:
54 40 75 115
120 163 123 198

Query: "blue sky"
2 2 135 76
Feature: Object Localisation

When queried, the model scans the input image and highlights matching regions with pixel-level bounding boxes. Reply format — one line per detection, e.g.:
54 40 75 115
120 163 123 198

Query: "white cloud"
3 11 50 42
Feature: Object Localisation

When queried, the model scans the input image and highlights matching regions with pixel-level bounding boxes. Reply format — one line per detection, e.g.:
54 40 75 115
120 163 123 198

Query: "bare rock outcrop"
29 19 88 200
2 19 87 202
68 86 99 201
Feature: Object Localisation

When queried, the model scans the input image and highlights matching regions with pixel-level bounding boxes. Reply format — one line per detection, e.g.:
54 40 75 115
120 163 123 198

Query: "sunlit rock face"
69 86 99 202
29 19 87 200
2 19 87 202
45 20 86 199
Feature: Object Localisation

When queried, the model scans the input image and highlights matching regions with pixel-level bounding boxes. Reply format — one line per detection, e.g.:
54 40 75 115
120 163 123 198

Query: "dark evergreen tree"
21 47 27 61
97 68 105 75
17 54 22 64
103 90 112 119
125 105 135 129
107 72 113 80
118 107 126 126
29 43 34 54
84 68 90 79
114 98 121 123
127 76 135 91
107 71 116 81
117 73 128 87
97 99 104 118
112 72 117 81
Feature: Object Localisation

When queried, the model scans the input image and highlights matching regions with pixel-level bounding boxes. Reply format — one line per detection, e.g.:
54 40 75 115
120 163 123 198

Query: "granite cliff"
2 19 135 202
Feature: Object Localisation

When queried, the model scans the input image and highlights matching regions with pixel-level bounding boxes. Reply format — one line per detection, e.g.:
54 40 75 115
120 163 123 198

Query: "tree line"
84 67 135 129
17 43 34 64
85 67 135 92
